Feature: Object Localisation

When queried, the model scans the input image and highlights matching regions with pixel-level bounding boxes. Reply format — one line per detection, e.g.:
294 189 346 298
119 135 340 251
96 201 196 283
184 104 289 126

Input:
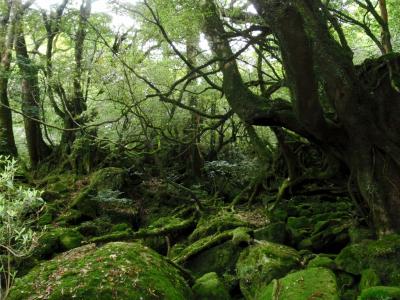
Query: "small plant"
0 156 45 299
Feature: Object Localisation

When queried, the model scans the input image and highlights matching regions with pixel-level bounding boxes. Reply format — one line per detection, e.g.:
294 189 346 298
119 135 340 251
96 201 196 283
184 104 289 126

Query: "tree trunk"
378 0 393 54
185 32 203 178
61 0 91 148
15 27 50 166
0 0 17 156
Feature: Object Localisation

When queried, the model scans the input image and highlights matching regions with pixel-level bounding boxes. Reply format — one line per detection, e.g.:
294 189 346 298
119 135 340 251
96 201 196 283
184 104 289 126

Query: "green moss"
78 217 112 237
231 227 252 246
307 255 336 269
70 168 127 216
359 286 400 300
59 230 84 250
236 241 300 299
348 226 375 244
142 216 195 237
336 271 356 300
56 209 83 225
189 213 248 242
335 234 400 285
111 223 130 232
88 167 126 191
173 228 250 266
34 227 84 258
257 267 340 300
184 240 242 277
9 242 193 300
89 229 134 243
287 216 310 228
192 272 230 300
308 219 350 252
38 204 58 226
360 269 381 291
254 222 287 244
40 173 77 194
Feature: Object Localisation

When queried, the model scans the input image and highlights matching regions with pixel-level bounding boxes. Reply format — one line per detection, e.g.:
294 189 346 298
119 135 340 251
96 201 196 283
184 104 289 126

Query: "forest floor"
6 166 400 300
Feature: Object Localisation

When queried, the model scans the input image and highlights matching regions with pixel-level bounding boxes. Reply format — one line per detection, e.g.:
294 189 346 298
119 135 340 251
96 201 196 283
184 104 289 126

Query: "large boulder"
335 234 400 286
236 241 300 299
9 242 193 300
257 267 340 300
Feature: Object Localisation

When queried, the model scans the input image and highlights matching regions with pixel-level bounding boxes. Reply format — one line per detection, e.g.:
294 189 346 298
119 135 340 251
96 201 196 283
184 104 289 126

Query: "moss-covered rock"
307 255 336 269
184 240 243 277
189 213 248 242
253 222 287 244
348 226 376 244
59 230 84 250
78 217 113 237
236 241 300 299
70 167 127 217
111 223 130 232
34 227 84 258
360 269 381 291
336 271 357 300
359 286 400 300
308 219 351 253
257 267 340 300
335 234 400 285
39 173 76 194
287 216 311 243
9 242 193 300
192 272 230 300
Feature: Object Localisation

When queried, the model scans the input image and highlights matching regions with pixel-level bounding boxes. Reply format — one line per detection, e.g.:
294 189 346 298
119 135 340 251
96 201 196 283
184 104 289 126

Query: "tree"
0 0 17 156
14 0 51 166
61 0 91 148
199 0 400 235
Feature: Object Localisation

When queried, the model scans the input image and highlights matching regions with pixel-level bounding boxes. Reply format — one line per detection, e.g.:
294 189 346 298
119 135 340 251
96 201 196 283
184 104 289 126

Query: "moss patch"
236 241 300 299
359 286 400 300
258 267 339 300
192 272 230 300
335 234 400 285
9 242 193 300
307 255 336 269
189 213 248 242
34 227 84 258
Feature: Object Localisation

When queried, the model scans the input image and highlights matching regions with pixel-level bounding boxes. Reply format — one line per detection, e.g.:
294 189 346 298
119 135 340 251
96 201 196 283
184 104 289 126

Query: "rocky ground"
8 167 400 299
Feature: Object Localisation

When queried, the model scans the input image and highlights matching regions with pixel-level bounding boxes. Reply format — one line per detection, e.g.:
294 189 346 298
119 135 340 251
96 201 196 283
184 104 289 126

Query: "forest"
1 0 400 299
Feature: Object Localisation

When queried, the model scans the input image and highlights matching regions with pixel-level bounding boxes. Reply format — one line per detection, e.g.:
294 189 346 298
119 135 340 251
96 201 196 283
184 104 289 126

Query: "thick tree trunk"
15 28 50 166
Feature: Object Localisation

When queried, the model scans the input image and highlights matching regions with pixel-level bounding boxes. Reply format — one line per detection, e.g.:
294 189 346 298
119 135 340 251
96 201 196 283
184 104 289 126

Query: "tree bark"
0 0 17 156
15 25 50 166
61 0 91 147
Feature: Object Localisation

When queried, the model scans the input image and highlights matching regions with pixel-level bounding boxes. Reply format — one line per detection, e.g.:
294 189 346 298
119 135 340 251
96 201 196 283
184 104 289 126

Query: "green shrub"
0 156 45 299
